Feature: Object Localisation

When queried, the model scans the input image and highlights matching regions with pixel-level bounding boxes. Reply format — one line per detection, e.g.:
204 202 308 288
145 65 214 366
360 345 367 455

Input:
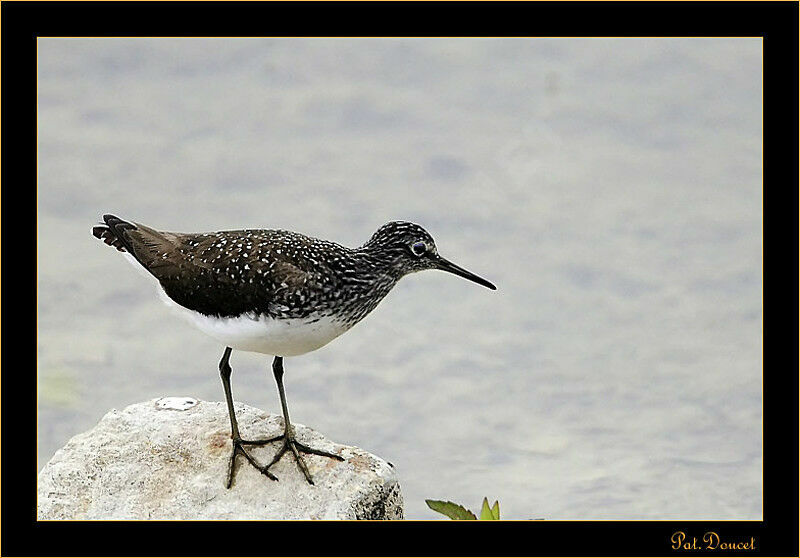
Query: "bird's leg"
218 347 277 487
260 356 344 485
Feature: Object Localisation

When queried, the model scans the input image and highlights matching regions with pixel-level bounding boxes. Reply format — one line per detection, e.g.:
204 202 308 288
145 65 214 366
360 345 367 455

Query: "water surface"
38 38 762 519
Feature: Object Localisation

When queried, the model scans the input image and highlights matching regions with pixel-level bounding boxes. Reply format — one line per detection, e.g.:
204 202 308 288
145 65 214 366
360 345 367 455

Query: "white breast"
121 252 352 356
157 286 351 357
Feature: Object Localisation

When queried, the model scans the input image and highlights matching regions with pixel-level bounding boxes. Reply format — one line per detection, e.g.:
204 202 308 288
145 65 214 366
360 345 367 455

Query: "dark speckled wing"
160 230 346 319
95 215 344 318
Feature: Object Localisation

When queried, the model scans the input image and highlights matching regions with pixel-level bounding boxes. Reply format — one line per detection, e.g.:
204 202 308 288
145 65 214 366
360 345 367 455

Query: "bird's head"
363 221 496 290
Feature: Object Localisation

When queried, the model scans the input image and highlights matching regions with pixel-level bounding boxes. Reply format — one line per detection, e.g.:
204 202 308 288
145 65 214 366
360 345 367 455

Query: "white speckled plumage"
95 215 494 358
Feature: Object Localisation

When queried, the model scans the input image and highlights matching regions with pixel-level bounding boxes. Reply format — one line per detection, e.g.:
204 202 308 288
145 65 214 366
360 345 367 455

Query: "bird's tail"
92 214 138 253
92 214 188 282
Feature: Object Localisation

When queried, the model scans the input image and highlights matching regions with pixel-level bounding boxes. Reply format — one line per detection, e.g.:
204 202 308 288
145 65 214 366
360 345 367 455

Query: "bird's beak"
434 256 497 290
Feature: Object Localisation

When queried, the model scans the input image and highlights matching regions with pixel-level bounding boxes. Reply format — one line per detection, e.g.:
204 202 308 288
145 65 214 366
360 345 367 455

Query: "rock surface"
37 398 403 520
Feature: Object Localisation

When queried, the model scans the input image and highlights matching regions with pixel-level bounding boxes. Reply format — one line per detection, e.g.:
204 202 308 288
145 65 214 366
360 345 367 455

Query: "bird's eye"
411 241 427 257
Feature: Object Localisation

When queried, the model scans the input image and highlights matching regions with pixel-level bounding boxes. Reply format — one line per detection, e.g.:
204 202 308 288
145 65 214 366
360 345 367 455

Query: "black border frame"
5 1 797 556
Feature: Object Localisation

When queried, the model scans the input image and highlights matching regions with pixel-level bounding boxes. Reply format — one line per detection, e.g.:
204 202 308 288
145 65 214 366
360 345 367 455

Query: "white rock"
37 398 403 520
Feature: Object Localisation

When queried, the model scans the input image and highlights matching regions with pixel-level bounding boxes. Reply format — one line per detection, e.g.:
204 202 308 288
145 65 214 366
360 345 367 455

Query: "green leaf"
478 498 500 520
480 497 494 520
425 499 477 520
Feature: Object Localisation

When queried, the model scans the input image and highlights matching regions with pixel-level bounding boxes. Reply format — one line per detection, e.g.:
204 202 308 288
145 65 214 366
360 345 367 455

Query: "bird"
92 214 496 487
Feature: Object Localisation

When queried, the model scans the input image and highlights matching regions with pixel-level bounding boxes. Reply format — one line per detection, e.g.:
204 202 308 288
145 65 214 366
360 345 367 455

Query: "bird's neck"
322 248 403 324
351 245 407 283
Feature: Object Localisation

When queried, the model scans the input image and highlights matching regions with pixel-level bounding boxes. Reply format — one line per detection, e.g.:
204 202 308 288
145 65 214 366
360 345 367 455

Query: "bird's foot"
260 431 345 485
226 436 278 489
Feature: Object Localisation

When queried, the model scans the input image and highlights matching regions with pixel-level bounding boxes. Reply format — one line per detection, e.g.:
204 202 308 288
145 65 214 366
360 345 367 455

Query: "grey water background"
37 38 762 520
